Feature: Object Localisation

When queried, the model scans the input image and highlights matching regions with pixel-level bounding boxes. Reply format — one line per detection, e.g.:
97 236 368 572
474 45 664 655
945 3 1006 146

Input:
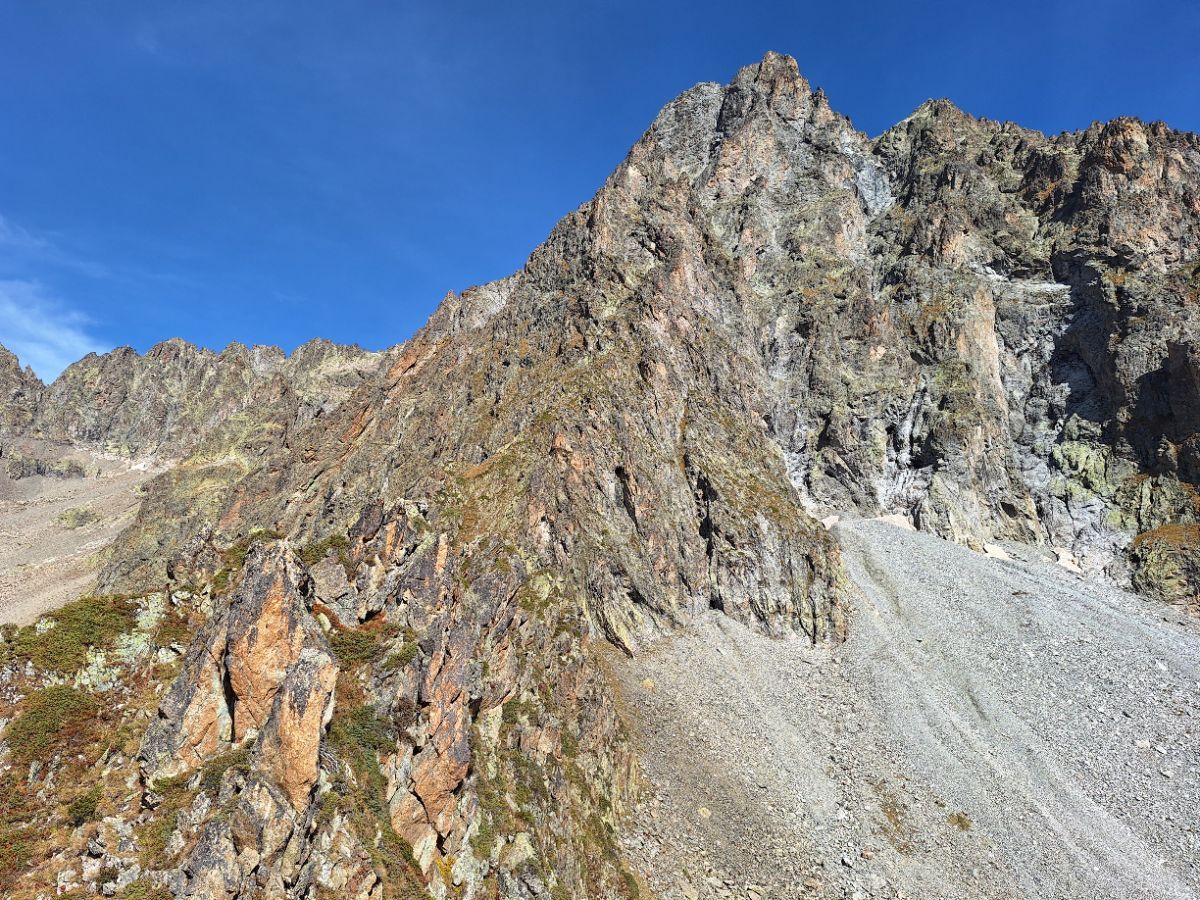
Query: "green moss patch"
117 879 173 900
299 532 351 570
382 642 419 672
199 747 251 795
329 621 417 670
329 628 387 667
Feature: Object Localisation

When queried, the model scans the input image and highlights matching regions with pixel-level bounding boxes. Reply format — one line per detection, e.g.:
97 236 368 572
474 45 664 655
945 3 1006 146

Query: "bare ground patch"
0 447 163 625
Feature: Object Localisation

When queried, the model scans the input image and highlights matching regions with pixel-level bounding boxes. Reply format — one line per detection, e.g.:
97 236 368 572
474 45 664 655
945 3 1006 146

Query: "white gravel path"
620 518 1200 899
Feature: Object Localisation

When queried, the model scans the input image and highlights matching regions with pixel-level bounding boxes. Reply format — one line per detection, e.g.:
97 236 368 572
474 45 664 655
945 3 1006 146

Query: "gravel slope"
0 452 161 625
620 518 1200 899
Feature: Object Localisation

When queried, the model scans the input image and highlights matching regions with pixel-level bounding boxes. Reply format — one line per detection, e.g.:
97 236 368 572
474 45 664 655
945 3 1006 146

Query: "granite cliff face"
1 52 1199 899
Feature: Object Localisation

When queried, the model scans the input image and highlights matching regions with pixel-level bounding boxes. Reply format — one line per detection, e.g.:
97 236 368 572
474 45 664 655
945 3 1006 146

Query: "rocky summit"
0 52 1198 899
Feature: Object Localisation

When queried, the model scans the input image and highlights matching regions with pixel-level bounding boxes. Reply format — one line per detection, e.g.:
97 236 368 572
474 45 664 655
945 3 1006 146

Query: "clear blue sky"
1 1 1197 379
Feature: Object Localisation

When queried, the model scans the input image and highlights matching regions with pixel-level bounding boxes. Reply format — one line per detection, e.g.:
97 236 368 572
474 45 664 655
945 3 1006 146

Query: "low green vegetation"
0 685 116 892
224 528 285 569
329 703 394 759
323 699 424 896
56 506 100 529
199 746 251 795
501 697 538 727
117 879 174 900
382 641 419 671
136 810 180 868
5 685 99 766
138 764 203 867
329 628 387 666
152 606 194 650
559 728 579 759
212 528 286 591
329 621 417 670
67 783 103 825
5 455 87 480
0 835 32 885
299 532 351 569
3 594 138 674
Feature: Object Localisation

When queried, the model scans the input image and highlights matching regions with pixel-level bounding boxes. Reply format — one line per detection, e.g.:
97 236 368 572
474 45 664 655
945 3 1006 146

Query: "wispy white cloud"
0 215 53 255
0 214 109 279
0 280 108 382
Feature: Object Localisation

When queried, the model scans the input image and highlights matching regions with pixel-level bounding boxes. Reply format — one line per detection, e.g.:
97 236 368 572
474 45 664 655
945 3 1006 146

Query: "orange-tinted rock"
253 647 338 809
224 562 309 741
140 542 334 787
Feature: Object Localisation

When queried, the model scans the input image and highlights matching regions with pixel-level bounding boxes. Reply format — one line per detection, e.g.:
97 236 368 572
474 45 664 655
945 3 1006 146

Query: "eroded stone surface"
140 542 334 787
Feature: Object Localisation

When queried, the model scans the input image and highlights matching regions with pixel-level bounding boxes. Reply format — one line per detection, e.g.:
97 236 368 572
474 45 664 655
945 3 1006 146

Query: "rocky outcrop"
254 648 339 810
89 55 1200 620
133 543 369 899
0 344 41 441
140 542 336 800
132 500 642 897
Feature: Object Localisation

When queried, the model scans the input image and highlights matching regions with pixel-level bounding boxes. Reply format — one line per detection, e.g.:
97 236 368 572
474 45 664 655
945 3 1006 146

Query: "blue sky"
1 1 1197 379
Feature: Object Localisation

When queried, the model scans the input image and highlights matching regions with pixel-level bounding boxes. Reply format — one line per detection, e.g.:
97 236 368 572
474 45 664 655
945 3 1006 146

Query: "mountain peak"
893 97 977 132
721 50 816 124
0 342 19 369
0 341 43 433
735 50 809 91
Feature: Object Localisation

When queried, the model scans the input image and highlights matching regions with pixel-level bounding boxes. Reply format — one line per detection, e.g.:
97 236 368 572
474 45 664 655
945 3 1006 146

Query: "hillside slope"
622 519 1199 899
